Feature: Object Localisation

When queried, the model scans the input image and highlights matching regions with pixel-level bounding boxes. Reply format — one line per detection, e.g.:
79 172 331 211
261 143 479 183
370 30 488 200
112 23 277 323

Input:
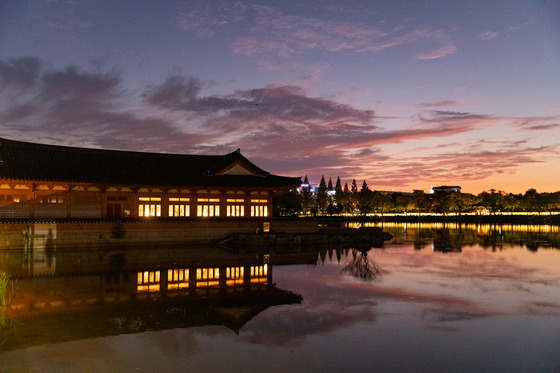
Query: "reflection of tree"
45 229 55 268
341 249 381 281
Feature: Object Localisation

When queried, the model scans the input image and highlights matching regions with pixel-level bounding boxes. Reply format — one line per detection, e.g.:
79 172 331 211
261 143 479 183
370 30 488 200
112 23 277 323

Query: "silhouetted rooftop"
0 138 300 189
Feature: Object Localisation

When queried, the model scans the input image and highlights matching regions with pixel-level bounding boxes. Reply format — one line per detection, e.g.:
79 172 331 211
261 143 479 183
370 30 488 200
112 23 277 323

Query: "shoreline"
317 214 560 226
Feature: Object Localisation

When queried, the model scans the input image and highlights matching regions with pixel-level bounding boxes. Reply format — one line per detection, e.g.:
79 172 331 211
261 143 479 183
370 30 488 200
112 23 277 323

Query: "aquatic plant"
167 306 189 316
110 316 144 332
0 272 13 327
0 272 9 307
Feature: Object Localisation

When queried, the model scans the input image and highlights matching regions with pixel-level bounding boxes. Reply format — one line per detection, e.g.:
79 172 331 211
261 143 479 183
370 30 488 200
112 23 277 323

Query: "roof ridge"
0 137 230 159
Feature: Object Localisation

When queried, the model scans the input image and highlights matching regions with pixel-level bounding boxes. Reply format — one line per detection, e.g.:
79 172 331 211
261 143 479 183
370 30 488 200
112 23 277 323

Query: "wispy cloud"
173 2 247 38
418 100 459 108
514 114 560 131
478 31 499 41
174 3 457 60
235 10 456 59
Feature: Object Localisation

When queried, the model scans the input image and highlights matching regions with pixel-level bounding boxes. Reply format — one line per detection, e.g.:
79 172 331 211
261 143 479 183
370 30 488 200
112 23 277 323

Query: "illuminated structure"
430 185 461 194
0 138 300 219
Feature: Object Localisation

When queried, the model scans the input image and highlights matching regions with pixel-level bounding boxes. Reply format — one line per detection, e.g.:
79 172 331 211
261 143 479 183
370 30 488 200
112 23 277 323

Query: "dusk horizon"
1 1 559 194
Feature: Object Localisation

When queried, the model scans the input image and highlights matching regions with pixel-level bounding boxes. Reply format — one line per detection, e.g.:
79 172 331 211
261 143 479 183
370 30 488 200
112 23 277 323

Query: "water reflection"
363 222 560 252
340 248 382 280
1 224 560 372
0 245 308 352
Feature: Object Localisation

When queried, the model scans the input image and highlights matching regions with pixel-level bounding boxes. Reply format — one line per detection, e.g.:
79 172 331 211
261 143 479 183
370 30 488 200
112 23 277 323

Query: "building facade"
0 138 300 219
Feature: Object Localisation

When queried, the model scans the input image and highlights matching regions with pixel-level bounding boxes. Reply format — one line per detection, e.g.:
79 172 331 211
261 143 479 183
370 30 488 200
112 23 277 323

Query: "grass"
0 271 14 328
0 272 10 306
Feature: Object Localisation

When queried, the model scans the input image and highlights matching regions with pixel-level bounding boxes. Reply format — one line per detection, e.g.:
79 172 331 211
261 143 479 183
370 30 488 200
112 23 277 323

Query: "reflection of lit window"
168 268 190 290
250 265 268 283
197 198 220 217
196 267 220 287
226 266 244 286
168 197 191 217
137 270 160 292
42 196 63 204
138 197 161 217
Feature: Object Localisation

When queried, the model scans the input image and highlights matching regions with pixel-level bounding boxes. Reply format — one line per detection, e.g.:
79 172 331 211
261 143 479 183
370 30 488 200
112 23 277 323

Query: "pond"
1 223 559 372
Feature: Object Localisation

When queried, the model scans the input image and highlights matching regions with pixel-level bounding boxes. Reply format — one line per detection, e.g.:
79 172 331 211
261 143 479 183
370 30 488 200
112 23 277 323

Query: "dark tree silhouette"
341 248 381 281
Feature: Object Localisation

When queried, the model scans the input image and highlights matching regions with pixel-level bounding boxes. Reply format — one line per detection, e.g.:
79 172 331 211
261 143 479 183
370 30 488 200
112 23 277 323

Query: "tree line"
274 176 560 216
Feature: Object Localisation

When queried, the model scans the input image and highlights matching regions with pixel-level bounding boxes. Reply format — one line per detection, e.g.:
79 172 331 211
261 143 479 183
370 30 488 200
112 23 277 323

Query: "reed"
0 272 14 326
0 272 10 307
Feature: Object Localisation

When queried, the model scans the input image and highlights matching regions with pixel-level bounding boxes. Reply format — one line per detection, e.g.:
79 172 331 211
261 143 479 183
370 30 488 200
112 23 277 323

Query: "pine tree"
335 177 344 206
316 175 328 212
343 183 351 213
300 175 313 215
350 179 359 213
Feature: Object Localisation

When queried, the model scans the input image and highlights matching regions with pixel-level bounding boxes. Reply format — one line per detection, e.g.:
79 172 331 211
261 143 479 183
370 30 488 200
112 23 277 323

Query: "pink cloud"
173 2 247 38
228 5 456 59
418 101 459 107
514 114 560 131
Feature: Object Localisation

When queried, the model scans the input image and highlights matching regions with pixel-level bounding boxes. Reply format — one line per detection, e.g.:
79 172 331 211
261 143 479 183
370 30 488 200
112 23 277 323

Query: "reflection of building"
0 138 300 219
1 246 306 351
136 263 270 295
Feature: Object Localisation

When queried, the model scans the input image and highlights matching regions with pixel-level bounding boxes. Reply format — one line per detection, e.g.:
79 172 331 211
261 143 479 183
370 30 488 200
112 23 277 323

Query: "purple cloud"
173 3 457 60
418 101 459 108
173 2 247 38
233 11 456 59
1 57 556 190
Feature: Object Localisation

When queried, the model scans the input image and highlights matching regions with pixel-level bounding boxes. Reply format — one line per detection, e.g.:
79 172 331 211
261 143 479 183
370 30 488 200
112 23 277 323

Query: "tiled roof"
0 138 300 189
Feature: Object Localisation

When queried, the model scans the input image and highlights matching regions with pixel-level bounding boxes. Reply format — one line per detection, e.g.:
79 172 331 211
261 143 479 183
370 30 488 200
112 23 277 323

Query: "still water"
1 223 559 372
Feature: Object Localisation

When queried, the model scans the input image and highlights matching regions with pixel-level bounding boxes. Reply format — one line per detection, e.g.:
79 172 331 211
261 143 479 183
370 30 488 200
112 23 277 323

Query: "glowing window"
196 198 220 217
169 198 191 217
138 197 162 217
226 205 244 217
250 205 268 217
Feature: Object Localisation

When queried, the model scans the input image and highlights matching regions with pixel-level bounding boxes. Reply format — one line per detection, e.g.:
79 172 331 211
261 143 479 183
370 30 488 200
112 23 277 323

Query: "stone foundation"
0 219 319 249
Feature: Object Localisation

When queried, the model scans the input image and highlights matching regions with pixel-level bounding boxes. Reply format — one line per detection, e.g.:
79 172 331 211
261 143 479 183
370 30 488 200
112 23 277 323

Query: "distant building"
378 190 415 196
430 185 461 194
0 138 300 219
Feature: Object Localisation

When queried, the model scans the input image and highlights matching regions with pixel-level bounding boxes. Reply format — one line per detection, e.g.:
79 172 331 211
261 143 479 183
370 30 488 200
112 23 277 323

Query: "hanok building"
0 138 300 220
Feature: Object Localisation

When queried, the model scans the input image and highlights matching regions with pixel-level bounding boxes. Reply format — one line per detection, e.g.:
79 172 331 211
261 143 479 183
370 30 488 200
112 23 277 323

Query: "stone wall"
0 219 318 249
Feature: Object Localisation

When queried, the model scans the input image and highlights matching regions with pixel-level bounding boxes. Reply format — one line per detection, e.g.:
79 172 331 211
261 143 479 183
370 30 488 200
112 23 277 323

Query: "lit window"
226 198 245 217
138 197 162 217
250 199 268 217
196 198 220 217
169 197 190 217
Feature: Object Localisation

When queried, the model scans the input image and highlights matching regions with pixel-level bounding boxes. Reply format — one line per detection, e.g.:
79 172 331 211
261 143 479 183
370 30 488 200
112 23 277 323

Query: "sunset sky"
1 1 559 194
